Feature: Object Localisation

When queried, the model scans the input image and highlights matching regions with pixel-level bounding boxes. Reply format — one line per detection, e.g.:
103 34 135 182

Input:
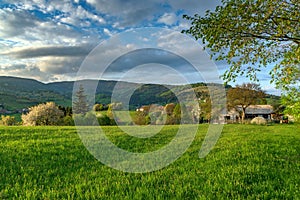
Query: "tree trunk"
242 107 246 124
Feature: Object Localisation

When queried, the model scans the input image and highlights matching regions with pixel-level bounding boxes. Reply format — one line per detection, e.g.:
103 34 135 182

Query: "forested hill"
0 76 208 111
0 76 118 110
0 76 278 111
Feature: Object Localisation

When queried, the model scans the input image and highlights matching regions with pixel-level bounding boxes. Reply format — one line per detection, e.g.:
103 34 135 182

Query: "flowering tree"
22 102 64 126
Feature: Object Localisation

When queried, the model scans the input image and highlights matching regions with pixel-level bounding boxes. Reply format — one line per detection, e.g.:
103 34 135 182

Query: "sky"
0 0 281 95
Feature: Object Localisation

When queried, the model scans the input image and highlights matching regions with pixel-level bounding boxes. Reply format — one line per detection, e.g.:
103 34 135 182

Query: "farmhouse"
225 105 274 121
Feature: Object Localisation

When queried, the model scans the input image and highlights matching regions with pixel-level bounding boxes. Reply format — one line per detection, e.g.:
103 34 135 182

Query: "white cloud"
0 62 53 82
65 5 106 26
103 28 113 36
157 13 177 26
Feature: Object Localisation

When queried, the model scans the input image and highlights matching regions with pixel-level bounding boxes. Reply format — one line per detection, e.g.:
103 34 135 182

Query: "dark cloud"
3 45 93 58
106 48 193 72
38 57 84 74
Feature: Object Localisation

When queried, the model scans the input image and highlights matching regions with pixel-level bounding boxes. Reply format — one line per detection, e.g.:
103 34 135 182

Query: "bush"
73 112 98 126
251 117 267 125
73 112 114 126
22 102 64 126
93 104 104 111
133 111 150 125
85 112 98 126
1 115 16 126
97 114 111 126
63 116 75 126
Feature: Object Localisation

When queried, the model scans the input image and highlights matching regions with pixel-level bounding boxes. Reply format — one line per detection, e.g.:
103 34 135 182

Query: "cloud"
103 28 113 36
0 56 85 82
157 13 177 25
86 0 165 27
167 0 222 15
0 8 40 38
0 8 98 46
58 5 106 27
0 0 278 95
0 63 53 82
2 45 93 58
0 0 265 89
37 56 84 74
84 0 221 28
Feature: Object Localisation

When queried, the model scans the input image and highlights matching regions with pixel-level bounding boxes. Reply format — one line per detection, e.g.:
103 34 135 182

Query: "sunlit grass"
0 124 299 199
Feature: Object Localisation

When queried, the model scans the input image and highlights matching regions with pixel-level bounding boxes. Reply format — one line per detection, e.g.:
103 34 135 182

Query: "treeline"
0 101 199 126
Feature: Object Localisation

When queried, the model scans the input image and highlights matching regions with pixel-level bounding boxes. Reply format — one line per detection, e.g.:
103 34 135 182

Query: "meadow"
0 124 299 199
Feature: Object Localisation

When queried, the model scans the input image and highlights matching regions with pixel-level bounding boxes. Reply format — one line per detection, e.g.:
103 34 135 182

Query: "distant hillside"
0 76 279 112
0 76 184 111
0 77 69 110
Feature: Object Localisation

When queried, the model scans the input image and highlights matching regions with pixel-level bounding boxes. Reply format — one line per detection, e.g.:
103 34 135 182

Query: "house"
224 105 274 121
136 105 150 113
136 104 164 114
243 105 274 120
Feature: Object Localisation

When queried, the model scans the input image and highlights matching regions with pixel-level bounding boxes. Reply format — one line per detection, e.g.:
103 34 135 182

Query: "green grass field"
0 124 299 199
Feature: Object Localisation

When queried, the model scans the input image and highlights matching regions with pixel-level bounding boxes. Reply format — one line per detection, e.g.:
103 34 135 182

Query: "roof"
239 105 274 115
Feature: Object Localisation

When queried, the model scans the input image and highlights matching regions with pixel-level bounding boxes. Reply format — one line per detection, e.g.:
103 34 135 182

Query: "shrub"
1 115 16 126
93 104 104 111
73 112 98 126
63 116 75 126
22 102 64 126
73 112 114 126
84 112 98 126
97 114 111 126
133 111 150 125
251 117 267 125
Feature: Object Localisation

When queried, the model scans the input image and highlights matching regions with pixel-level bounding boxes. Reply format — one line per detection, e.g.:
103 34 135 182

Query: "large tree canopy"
182 0 299 92
227 83 265 122
22 102 64 126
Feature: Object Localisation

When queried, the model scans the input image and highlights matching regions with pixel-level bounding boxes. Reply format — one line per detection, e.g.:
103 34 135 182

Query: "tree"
106 103 123 125
172 103 191 124
227 83 265 123
73 85 89 115
133 111 150 125
164 103 175 116
58 106 72 116
183 0 299 107
93 104 104 112
199 94 212 123
22 102 64 126
281 88 300 122
172 103 181 124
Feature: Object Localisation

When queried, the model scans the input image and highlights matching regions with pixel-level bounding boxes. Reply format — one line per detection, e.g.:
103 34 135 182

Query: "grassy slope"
0 124 299 199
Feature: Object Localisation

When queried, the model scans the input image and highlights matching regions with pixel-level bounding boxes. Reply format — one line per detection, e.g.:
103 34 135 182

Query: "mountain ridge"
0 76 202 111
0 76 279 112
